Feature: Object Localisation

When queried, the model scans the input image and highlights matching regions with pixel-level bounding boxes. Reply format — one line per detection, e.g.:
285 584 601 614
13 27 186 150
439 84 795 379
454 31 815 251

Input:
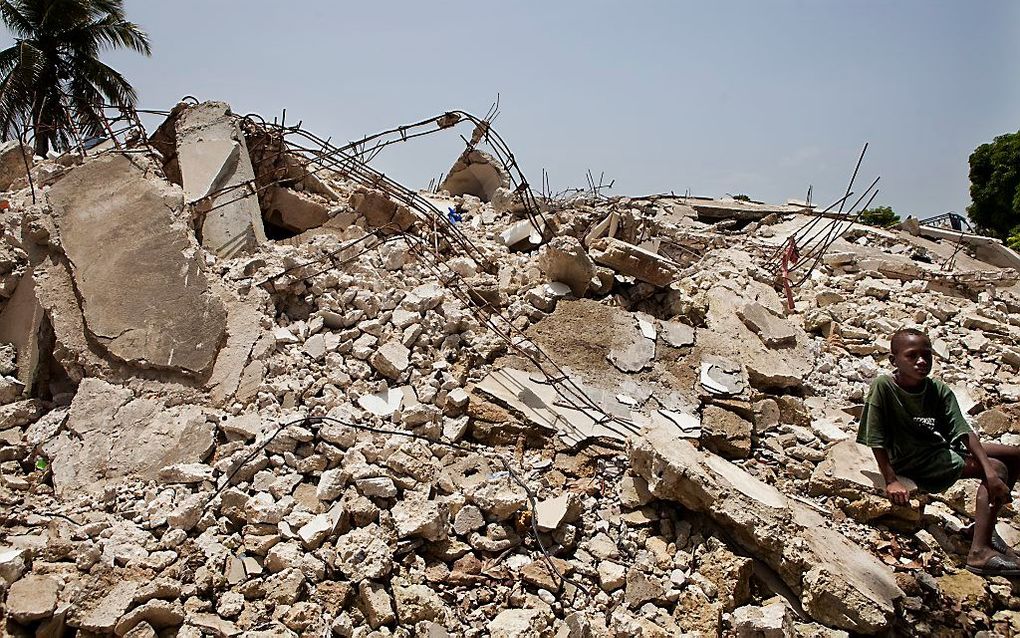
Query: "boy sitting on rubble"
857 327 1020 576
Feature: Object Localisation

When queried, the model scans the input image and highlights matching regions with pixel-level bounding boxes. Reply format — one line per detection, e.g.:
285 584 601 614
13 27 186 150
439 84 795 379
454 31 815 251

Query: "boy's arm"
963 431 1011 504
871 447 911 506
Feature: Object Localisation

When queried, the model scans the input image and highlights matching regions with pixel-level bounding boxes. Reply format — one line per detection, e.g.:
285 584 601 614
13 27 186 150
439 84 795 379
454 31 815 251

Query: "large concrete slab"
46 154 226 374
176 101 267 258
43 378 215 497
630 427 902 634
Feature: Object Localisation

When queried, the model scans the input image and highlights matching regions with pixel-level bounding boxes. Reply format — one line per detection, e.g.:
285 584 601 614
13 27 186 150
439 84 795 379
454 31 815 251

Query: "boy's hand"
988 476 1012 506
885 480 911 506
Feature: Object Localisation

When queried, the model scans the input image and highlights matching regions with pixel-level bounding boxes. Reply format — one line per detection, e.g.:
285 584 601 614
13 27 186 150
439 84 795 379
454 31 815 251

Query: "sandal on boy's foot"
966 554 1020 577
960 524 1014 556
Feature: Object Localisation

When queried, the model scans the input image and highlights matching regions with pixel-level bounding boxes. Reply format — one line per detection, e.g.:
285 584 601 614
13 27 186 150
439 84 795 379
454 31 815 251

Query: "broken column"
440 149 509 203
630 427 903 633
174 101 267 258
46 154 226 374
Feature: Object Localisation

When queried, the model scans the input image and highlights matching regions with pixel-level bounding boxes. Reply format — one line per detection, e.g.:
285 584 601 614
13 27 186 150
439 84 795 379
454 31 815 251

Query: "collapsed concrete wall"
46 154 226 374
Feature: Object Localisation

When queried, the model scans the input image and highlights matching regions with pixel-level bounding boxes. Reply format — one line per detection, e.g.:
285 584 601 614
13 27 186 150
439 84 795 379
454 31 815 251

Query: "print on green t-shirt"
857 375 972 493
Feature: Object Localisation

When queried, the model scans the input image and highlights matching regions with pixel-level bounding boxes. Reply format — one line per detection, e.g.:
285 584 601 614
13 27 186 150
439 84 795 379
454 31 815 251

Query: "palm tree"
0 0 150 157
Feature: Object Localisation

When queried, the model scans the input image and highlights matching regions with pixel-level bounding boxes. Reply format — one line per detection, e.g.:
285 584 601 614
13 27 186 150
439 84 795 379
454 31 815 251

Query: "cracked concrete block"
46 154 226 374
176 101 267 258
630 427 903 634
737 302 797 348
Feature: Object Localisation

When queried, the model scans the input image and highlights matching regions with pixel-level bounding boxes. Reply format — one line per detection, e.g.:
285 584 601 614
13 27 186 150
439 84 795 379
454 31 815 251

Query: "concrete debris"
537 236 598 297
631 428 903 633
0 101 1016 638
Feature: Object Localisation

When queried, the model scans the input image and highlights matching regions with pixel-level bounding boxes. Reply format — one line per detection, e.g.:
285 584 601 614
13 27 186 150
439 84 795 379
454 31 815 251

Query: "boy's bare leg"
981 443 1020 489
961 456 1011 566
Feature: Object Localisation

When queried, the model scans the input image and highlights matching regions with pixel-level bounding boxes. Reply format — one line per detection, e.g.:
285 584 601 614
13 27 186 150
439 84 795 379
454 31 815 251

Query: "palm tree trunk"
32 100 49 158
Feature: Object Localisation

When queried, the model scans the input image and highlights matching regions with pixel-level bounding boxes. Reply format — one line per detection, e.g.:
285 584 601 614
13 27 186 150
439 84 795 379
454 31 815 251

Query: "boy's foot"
960 523 1017 558
966 552 1020 577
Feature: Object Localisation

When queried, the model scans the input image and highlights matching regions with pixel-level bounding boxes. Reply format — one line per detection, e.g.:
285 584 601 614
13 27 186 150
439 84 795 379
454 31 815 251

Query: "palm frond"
0 0 33 37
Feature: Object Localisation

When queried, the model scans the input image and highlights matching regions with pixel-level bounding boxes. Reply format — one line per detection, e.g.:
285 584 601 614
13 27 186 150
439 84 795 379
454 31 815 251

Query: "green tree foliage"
0 0 150 156
1008 225 1020 251
967 131 1020 238
732 194 751 202
859 205 901 228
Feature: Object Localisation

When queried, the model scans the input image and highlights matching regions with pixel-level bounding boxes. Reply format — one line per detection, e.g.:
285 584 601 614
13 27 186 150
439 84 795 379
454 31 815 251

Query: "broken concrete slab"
475 368 638 446
440 149 509 203
588 237 678 286
660 320 696 348
207 294 266 406
630 428 903 633
699 283 812 390
43 378 215 497
809 440 923 527
537 236 597 297
175 101 267 258
700 358 747 396
46 154 227 374
737 302 797 348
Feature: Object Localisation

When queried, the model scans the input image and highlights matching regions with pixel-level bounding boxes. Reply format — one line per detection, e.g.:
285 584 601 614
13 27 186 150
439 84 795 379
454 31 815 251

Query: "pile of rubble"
1 100 1020 638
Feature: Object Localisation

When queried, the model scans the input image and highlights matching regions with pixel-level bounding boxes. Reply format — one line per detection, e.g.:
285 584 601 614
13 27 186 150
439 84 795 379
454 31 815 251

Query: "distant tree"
1008 225 1020 251
732 193 751 202
859 205 901 228
967 130 1020 239
0 0 150 157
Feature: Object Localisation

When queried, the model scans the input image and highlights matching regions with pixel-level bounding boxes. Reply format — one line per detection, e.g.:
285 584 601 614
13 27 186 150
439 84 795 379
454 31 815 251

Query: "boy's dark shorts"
908 447 968 494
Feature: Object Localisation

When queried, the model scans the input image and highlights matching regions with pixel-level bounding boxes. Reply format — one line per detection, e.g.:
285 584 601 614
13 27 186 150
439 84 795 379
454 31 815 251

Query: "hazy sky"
3 1 1019 219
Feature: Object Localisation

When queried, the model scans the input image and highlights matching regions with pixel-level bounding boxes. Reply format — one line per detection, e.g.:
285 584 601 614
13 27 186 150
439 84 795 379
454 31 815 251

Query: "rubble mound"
1 100 1020 637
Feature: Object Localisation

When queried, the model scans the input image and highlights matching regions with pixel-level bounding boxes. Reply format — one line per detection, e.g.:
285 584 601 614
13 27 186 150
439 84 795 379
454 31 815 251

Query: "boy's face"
889 333 933 385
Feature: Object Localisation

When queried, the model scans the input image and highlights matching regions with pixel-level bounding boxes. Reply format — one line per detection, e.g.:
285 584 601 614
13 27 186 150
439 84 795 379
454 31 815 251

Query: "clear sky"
3 1 1019 219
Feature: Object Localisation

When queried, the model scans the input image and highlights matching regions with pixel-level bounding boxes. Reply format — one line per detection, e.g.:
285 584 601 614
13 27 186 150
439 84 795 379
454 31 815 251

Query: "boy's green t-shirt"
856 374 972 492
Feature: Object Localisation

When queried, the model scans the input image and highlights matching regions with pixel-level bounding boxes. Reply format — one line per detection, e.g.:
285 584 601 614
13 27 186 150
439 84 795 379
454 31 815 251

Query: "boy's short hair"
890 327 930 354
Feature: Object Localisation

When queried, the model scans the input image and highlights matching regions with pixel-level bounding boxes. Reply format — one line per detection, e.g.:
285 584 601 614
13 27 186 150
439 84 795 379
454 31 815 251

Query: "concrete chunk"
46 154 226 374
440 149 509 202
588 237 678 286
630 428 902 633
737 302 797 348
537 236 596 297
0 140 32 191
6 574 60 623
